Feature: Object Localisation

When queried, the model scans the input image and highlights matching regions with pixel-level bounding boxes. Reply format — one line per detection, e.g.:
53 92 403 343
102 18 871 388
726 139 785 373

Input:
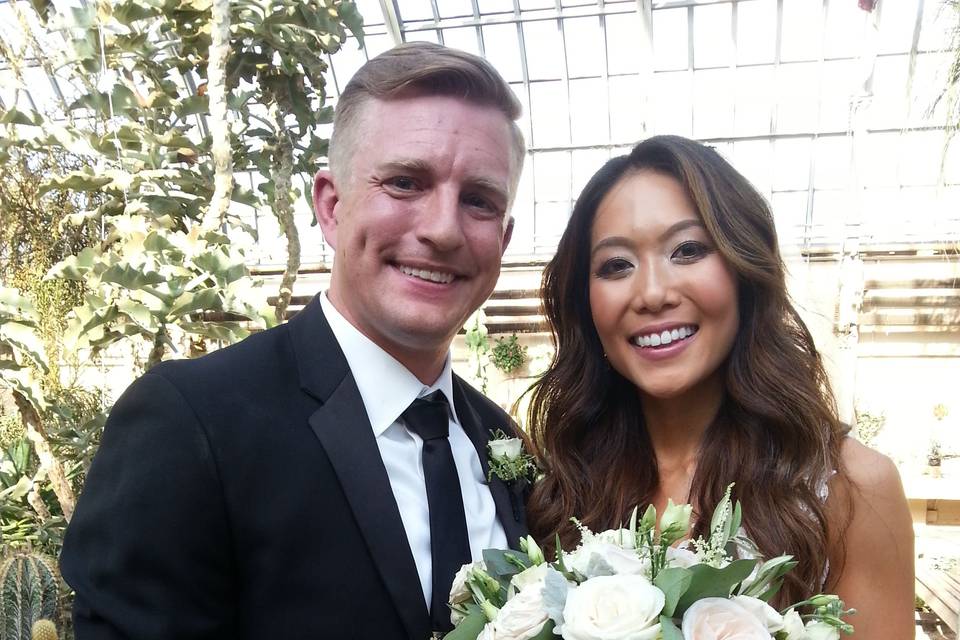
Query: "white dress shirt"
319 294 508 609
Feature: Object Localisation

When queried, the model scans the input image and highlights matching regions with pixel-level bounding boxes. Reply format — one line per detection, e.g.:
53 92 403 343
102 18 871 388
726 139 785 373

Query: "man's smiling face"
314 94 515 380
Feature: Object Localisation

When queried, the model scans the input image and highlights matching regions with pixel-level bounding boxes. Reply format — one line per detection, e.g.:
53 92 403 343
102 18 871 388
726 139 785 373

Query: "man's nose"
417 189 466 251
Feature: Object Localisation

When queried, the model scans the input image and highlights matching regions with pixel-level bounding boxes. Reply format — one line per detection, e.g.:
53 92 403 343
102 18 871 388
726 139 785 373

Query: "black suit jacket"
61 296 527 639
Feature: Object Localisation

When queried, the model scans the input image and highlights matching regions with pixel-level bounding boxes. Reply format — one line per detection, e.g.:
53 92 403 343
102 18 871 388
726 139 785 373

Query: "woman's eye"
596 257 633 278
671 241 710 262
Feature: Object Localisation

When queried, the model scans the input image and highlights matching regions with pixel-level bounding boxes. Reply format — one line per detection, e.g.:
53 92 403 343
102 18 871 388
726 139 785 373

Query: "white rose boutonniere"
487 429 536 485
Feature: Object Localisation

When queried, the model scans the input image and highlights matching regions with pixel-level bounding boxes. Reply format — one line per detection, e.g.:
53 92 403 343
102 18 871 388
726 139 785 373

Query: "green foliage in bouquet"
445 485 855 640
0 552 60 640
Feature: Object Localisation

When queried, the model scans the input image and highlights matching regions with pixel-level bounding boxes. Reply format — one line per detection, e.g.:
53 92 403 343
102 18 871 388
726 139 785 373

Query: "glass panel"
773 137 812 191
331 37 369 88
693 3 732 69
861 187 901 238
572 148 612 197
653 7 689 72
442 27 481 55
812 136 851 189
737 0 776 65
899 131 943 186
774 62 820 134
606 12 642 75
771 191 809 242
825 0 867 60
732 139 774 198
404 29 440 43
396 0 435 21
781 0 823 62
919 0 955 51
868 55 910 129
523 20 565 81
943 136 960 185
529 81 570 147
533 151 572 202
354 0 386 25
563 0 596 6
362 33 394 59
506 165 535 255
608 74 645 144
478 0 516 13
519 0 553 9
534 200 572 249
482 23 524 82
564 16 605 79
860 132 900 188
438 0 475 18
569 78 609 146
819 59 856 131
693 68 733 139
733 65 774 137
878 0 919 55
907 53 951 127
809 189 849 241
650 71 692 137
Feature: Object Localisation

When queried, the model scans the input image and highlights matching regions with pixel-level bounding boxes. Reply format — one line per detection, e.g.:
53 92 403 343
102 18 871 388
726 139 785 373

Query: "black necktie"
402 390 471 633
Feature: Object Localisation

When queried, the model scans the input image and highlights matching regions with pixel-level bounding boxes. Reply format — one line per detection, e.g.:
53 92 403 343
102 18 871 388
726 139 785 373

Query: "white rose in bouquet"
481 582 551 640
593 528 637 549
510 563 550 597
567 542 648 578
665 546 699 569
730 595 784 633
559 574 664 640
681 597 770 639
804 621 840 640
450 561 486 604
780 610 806 639
489 437 523 460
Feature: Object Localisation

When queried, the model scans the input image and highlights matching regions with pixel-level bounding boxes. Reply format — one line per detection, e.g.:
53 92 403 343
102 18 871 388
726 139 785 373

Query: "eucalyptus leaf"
443 609 487 640
660 616 683 640
654 567 693 617
673 559 757 617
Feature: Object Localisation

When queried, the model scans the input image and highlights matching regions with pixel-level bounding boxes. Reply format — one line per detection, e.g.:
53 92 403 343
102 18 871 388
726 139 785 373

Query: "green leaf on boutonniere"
673 558 757 617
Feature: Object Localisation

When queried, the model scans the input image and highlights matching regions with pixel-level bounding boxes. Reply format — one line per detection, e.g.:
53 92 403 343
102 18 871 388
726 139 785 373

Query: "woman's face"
588 170 739 403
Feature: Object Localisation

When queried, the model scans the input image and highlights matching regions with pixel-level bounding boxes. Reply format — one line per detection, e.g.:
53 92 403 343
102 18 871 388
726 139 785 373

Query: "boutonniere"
486 429 536 485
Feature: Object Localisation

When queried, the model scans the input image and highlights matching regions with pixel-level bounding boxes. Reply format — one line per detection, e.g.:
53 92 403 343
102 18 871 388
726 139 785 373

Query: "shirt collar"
319 293 459 437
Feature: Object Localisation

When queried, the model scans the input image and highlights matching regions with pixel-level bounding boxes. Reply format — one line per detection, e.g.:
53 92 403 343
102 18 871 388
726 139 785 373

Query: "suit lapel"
290 298 430 640
452 379 528 550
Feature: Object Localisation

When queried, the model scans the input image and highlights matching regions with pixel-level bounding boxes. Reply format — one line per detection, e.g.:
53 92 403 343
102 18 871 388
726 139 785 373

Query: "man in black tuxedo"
61 42 528 639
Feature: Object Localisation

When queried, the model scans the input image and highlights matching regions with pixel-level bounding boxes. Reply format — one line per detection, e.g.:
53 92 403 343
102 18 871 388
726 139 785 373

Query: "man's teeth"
398 265 455 284
631 326 698 348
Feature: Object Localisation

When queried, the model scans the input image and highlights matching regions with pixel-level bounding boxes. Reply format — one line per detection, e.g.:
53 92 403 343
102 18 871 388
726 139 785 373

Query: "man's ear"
313 170 340 249
501 216 515 256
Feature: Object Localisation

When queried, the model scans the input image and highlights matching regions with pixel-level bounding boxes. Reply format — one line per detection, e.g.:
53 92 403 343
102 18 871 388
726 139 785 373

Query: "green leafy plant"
491 334 527 375
464 311 491 393
853 410 885 448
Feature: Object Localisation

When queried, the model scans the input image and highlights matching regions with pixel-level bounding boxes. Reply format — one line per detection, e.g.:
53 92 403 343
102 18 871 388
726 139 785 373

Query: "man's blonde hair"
329 42 526 198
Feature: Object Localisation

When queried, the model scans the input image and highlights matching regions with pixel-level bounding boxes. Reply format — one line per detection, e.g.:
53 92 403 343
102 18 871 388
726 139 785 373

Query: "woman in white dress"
524 135 914 638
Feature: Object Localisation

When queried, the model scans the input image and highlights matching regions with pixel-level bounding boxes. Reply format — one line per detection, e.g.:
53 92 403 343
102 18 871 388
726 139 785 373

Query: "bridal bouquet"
444 486 853 640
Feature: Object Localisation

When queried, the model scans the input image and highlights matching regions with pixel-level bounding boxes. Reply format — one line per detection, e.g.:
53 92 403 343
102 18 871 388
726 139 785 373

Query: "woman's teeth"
631 325 698 348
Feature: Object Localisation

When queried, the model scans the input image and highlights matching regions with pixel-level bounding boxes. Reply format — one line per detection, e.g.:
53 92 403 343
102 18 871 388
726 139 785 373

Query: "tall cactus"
0 552 59 640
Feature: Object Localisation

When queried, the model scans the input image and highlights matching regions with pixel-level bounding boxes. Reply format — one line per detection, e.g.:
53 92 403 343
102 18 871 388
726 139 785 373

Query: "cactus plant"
30 619 58 640
0 552 59 640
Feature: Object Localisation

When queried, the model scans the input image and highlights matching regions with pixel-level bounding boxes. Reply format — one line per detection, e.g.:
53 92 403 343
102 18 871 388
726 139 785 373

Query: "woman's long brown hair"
524 135 850 606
